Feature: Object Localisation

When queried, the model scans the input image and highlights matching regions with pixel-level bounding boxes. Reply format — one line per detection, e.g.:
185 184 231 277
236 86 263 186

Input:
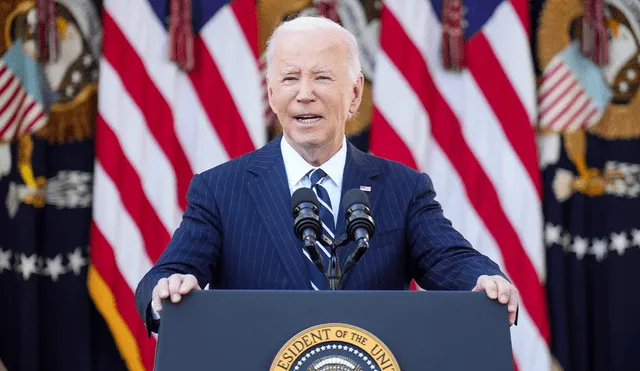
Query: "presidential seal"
270 323 400 371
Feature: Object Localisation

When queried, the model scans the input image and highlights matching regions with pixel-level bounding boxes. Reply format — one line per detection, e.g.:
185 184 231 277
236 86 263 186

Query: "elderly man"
134 16 519 334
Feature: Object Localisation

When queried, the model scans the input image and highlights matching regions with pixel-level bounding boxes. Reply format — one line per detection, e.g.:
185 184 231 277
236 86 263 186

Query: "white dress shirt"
281 135 347 225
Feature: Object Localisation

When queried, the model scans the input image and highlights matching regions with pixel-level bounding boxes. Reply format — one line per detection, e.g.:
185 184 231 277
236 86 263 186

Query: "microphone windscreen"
291 187 319 213
341 189 370 214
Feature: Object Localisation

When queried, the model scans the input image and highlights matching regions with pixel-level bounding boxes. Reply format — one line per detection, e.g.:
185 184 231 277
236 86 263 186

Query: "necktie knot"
308 168 328 187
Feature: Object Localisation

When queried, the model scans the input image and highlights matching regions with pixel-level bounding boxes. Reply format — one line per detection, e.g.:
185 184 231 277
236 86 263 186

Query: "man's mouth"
294 114 323 124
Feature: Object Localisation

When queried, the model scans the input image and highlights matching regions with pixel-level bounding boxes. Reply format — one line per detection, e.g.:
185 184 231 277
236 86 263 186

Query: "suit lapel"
335 143 384 277
244 137 384 290
246 136 311 290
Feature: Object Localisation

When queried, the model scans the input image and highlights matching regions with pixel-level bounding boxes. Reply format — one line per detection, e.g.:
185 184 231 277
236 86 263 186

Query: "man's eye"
317 76 330 80
283 77 297 81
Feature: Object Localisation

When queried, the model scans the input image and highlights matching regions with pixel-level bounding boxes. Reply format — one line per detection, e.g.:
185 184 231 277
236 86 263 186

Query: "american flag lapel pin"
360 186 371 192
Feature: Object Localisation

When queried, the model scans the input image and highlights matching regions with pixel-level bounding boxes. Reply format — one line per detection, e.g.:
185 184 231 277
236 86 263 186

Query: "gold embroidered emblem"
537 0 640 199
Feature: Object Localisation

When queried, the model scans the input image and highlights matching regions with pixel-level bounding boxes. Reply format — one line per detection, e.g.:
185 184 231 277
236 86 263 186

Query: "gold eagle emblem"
537 0 640 198
0 0 100 208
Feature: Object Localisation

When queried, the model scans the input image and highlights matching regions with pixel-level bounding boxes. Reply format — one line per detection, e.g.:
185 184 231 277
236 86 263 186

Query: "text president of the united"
134 15 519 334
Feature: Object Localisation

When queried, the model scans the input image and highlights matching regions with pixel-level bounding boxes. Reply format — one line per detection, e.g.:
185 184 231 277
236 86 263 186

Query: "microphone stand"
324 234 349 290
326 244 341 290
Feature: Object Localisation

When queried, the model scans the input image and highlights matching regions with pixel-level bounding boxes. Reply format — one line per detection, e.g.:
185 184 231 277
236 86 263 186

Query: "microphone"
291 187 325 275
341 189 375 275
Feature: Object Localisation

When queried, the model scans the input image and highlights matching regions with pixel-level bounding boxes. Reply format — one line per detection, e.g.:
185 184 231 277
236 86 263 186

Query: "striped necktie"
308 168 336 245
303 168 335 290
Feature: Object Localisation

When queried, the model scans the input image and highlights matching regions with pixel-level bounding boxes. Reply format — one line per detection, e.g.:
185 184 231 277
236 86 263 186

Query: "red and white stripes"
538 58 600 131
371 1 550 370
89 1 263 370
0 63 47 141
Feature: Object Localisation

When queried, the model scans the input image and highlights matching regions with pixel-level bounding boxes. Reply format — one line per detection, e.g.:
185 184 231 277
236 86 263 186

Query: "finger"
471 275 485 291
474 276 498 299
495 277 510 304
152 289 161 312
168 275 184 303
508 286 519 326
179 275 201 294
152 278 169 312
157 277 170 298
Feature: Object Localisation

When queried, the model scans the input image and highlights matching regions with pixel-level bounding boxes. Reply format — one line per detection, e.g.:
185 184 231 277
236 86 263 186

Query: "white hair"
265 16 361 83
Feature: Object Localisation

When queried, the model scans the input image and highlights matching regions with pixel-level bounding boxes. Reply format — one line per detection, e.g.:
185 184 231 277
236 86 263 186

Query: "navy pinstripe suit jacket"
135 135 505 332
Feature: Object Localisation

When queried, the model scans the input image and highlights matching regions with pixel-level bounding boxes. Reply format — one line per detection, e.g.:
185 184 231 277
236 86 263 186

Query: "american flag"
538 41 612 132
370 0 551 370
87 0 264 370
0 40 50 142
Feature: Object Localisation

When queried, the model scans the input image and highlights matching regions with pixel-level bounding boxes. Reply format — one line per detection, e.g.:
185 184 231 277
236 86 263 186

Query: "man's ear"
266 80 276 112
349 73 364 116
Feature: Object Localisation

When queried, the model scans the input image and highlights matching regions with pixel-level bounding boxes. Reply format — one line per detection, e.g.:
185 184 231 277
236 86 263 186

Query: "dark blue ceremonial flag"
0 138 126 371
0 0 126 370
540 132 640 371
533 1 640 368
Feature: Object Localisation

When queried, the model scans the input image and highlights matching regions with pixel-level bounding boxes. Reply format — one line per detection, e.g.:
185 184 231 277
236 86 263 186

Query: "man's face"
267 28 363 151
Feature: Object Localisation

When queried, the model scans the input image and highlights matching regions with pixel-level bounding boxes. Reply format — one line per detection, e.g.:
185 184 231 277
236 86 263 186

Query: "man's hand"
472 275 519 326
152 274 201 313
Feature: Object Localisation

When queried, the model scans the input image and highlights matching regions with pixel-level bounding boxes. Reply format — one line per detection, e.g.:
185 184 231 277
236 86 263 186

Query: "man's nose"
296 78 316 103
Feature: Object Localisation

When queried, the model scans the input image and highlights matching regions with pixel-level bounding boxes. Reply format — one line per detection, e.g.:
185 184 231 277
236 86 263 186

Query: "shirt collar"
281 135 347 189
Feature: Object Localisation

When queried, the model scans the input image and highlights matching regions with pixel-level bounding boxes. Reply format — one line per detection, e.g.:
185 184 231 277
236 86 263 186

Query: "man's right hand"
152 274 201 313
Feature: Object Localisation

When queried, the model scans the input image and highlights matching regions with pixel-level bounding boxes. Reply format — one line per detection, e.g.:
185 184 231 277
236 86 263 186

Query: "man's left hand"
472 275 519 326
